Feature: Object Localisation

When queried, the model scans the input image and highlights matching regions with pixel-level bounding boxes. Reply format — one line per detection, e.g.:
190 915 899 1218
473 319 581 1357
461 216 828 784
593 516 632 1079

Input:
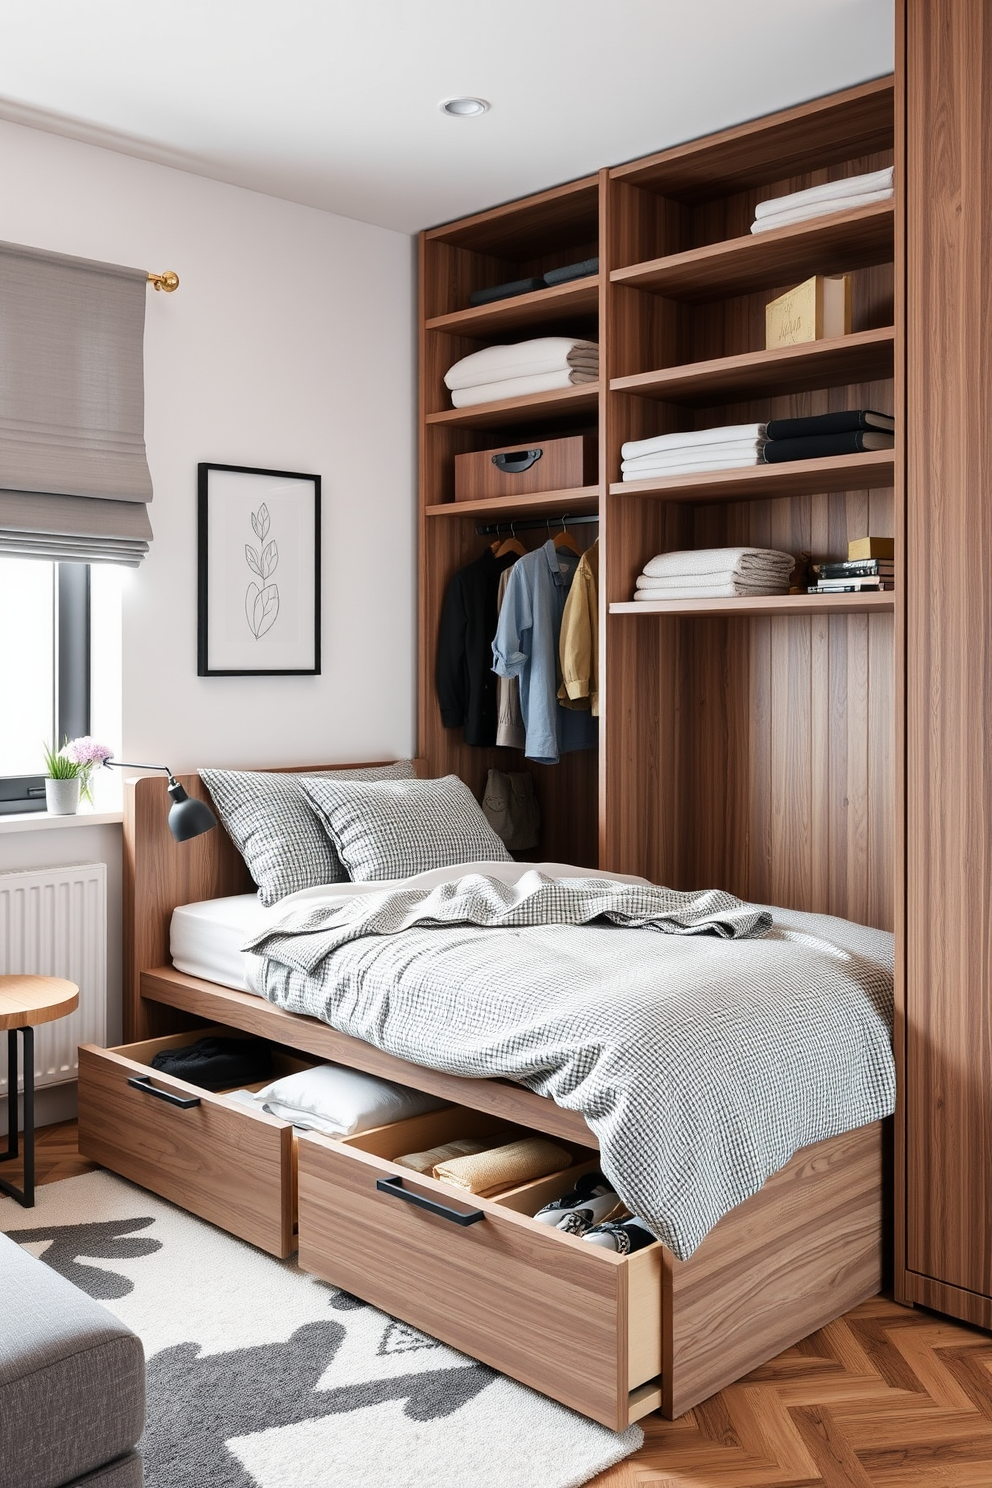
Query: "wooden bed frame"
121 763 886 1420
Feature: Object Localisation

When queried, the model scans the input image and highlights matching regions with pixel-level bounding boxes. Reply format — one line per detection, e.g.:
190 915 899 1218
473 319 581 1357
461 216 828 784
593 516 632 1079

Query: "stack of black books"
469 257 599 308
807 557 894 594
763 409 894 462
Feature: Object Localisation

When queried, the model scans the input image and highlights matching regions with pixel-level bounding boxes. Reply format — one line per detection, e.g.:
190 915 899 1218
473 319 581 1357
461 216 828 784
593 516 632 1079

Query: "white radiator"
0 861 107 1094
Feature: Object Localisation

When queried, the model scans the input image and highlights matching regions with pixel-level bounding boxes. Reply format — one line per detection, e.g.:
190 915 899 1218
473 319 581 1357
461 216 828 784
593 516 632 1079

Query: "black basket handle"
376 1174 484 1226
492 448 542 474
127 1074 201 1109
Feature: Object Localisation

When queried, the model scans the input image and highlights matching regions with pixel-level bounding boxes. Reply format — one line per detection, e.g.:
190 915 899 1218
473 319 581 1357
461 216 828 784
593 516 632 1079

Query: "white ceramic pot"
45 777 80 815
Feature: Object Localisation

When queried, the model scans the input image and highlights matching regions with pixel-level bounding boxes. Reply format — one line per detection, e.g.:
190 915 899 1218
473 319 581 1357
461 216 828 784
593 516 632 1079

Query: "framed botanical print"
197 463 320 676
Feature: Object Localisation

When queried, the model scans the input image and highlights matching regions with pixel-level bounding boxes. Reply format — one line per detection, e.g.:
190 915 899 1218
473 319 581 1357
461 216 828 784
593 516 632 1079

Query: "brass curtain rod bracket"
147 270 179 293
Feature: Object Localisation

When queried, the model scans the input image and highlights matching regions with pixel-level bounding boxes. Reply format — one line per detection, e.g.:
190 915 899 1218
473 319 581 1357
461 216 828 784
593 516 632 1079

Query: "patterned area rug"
0 1171 642 1488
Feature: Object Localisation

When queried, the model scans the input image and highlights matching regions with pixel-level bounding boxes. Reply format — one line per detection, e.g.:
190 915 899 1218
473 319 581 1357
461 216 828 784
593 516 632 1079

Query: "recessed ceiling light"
440 97 490 117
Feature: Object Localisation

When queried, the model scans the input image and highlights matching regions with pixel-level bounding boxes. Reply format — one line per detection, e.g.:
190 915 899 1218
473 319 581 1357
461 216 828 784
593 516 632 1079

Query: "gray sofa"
0 1229 145 1488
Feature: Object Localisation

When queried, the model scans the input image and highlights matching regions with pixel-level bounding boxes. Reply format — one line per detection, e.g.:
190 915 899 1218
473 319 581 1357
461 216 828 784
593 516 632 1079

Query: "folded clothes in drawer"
433 1136 572 1195
237 1062 447 1137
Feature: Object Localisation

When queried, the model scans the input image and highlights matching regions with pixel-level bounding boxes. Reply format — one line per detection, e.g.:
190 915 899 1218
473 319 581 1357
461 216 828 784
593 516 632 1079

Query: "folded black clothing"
150 1036 274 1091
543 257 599 286
468 277 545 307
765 409 894 440
764 430 894 462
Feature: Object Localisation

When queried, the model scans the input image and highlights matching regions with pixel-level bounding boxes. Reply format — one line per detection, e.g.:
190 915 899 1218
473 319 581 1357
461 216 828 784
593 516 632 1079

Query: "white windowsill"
0 810 124 836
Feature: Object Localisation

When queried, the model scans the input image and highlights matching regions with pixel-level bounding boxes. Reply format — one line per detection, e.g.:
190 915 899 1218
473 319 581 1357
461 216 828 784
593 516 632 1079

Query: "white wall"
0 119 417 1122
0 116 417 769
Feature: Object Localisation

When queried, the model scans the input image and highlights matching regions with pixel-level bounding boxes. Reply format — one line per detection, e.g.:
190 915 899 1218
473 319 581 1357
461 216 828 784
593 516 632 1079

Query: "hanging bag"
482 769 541 852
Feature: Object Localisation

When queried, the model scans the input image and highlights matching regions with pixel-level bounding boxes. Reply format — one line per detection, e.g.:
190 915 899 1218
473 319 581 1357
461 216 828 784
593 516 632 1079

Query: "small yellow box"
765 274 853 349
848 536 894 561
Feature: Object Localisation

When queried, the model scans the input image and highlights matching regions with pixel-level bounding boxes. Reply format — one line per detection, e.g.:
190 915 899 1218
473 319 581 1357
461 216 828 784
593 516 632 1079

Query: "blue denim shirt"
492 541 598 764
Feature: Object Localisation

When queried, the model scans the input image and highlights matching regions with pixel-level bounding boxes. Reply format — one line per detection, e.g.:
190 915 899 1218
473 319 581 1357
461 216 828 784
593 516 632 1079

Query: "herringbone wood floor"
15 1123 992 1487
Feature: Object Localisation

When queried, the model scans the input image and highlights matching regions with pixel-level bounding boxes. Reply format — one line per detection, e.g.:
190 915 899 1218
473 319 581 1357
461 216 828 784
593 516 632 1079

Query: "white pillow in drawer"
250 1063 446 1136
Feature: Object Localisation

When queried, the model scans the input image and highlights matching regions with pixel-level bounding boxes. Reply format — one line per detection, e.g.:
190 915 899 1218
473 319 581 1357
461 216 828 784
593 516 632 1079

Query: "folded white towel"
636 570 788 591
621 424 766 461
754 166 893 221
450 368 597 407
445 337 599 391
751 188 892 234
633 578 790 600
641 546 794 580
622 440 766 472
622 453 766 482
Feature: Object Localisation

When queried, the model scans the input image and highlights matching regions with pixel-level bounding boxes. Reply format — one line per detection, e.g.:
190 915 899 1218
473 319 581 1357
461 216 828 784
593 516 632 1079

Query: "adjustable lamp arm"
104 759 217 842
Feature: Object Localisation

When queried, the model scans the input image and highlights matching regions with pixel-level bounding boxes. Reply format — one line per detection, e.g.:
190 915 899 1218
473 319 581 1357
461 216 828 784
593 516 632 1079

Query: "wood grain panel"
77 1038 295 1256
297 1131 663 1431
612 202 894 302
664 1122 884 1419
425 276 599 336
612 77 894 200
612 327 895 405
903 0 992 1304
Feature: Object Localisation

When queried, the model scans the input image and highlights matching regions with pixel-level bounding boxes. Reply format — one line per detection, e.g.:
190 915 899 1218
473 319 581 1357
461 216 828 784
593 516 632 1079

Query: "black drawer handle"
492 448 542 474
376 1174 484 1226
127 1074 201 1109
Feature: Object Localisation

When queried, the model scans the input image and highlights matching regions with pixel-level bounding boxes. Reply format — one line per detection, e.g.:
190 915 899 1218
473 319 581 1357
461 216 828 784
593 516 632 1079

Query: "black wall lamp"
104 760 217 842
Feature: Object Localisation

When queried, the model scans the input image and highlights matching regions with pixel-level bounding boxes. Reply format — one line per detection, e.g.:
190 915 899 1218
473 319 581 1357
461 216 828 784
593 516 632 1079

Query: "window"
0 559 93 813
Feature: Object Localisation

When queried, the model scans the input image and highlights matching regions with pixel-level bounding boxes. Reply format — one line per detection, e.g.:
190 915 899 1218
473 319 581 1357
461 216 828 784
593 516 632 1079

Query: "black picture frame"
197 462 321 677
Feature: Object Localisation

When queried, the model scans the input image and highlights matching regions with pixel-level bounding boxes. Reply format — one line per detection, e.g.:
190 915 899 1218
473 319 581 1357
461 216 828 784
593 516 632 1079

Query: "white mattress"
170 893 268 993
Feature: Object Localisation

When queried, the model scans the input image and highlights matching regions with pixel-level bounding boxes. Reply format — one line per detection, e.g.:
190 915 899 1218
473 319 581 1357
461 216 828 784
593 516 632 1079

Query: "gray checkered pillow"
301 773 512 882
199 761 416 905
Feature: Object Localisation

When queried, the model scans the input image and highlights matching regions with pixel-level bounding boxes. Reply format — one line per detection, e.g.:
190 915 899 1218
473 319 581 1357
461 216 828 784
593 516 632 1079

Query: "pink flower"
63 737 113 766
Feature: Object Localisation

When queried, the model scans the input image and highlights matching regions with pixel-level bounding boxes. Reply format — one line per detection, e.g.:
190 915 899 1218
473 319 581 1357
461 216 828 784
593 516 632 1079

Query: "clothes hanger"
551 516 582 557
494 521 526 558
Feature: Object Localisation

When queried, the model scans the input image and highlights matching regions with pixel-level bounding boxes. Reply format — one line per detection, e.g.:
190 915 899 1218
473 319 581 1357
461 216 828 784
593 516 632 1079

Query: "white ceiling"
0 0 894 235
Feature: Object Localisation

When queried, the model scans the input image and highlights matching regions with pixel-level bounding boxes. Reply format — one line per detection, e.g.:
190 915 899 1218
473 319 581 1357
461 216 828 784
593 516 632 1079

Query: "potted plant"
42 740 82 815
42 737 112 814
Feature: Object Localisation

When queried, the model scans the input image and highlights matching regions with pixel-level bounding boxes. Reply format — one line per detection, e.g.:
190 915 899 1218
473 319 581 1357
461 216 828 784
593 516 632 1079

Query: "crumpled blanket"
243 872 773 974
244 867 894 1259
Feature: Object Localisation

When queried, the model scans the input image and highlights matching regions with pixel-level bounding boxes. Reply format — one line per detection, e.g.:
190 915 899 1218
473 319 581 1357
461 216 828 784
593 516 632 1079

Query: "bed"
79 761 890 1430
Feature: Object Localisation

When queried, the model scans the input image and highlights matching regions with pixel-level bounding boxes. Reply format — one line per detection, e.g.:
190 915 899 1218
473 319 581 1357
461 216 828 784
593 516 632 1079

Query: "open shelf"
425 277 599 338
426 383 599 430
425 485 600 520
611 201 894 302
611 327 895 406
611 78 894 202
610 591 895 618
610 449 894 503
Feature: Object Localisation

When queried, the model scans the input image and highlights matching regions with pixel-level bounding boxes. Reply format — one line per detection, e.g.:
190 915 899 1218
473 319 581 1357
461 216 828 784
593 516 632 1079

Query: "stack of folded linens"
634 546 795 601
751 166 893 234
763 409 895 463
394 1136 495 1175
239 1063 447 1136
621 424 767 481
433 1137 573 1196
444 337 598 408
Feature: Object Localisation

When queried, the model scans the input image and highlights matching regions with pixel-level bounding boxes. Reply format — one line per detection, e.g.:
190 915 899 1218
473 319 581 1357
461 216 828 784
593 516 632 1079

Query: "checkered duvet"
245 869 894 1259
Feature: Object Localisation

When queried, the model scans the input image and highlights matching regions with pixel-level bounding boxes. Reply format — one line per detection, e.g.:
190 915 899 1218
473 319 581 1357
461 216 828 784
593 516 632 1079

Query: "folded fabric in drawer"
248 1064 447 1136
394 1136 494 1174
434 1136 572 1196
150 1035 273 1091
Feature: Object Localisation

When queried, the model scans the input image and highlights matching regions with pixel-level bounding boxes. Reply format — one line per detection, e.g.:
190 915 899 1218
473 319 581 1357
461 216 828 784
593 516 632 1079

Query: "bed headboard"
123 758 428 1040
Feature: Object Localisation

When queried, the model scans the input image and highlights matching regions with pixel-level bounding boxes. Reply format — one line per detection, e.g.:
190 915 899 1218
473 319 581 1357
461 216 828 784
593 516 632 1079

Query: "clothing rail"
474 513 599 537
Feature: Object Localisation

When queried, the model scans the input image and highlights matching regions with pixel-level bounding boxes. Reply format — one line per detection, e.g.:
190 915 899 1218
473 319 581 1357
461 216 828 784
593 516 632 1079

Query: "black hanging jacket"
436 547 517 747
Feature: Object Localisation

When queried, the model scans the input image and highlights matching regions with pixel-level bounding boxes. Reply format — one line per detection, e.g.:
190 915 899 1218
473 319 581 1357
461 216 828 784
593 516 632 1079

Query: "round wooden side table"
0 975 78 1208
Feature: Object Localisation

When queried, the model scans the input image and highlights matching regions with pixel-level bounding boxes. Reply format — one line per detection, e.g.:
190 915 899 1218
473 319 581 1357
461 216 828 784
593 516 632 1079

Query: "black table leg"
0 1026 35 1207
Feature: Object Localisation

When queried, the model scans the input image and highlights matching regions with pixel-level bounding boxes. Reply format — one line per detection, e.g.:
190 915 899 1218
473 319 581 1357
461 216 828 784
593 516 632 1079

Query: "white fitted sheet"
170 893 268 993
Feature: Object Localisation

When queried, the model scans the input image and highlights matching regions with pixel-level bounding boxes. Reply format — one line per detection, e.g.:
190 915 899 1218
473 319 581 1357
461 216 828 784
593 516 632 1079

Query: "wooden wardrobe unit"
897 0 992 1331
419 78 897 924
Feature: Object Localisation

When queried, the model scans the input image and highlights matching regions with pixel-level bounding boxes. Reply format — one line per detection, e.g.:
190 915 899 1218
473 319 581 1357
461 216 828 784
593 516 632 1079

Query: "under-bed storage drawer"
297 1108 663 1431
78 1025 308 1258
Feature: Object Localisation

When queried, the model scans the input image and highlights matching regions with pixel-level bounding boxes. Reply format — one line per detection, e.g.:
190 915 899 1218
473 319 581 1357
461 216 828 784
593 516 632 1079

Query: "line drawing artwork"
244 503 280 639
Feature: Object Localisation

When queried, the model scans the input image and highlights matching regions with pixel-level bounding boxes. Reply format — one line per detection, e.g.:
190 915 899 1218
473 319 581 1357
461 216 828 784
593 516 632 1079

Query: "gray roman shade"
0 240 153 565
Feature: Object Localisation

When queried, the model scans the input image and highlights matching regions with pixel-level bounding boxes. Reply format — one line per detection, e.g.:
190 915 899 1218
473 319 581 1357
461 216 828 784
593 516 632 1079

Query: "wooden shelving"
611 328 895 406
425 277 599 338
611 201 894 302
610 591 894 619
425 485 599 521
425 383 599 430
609 449 894 503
